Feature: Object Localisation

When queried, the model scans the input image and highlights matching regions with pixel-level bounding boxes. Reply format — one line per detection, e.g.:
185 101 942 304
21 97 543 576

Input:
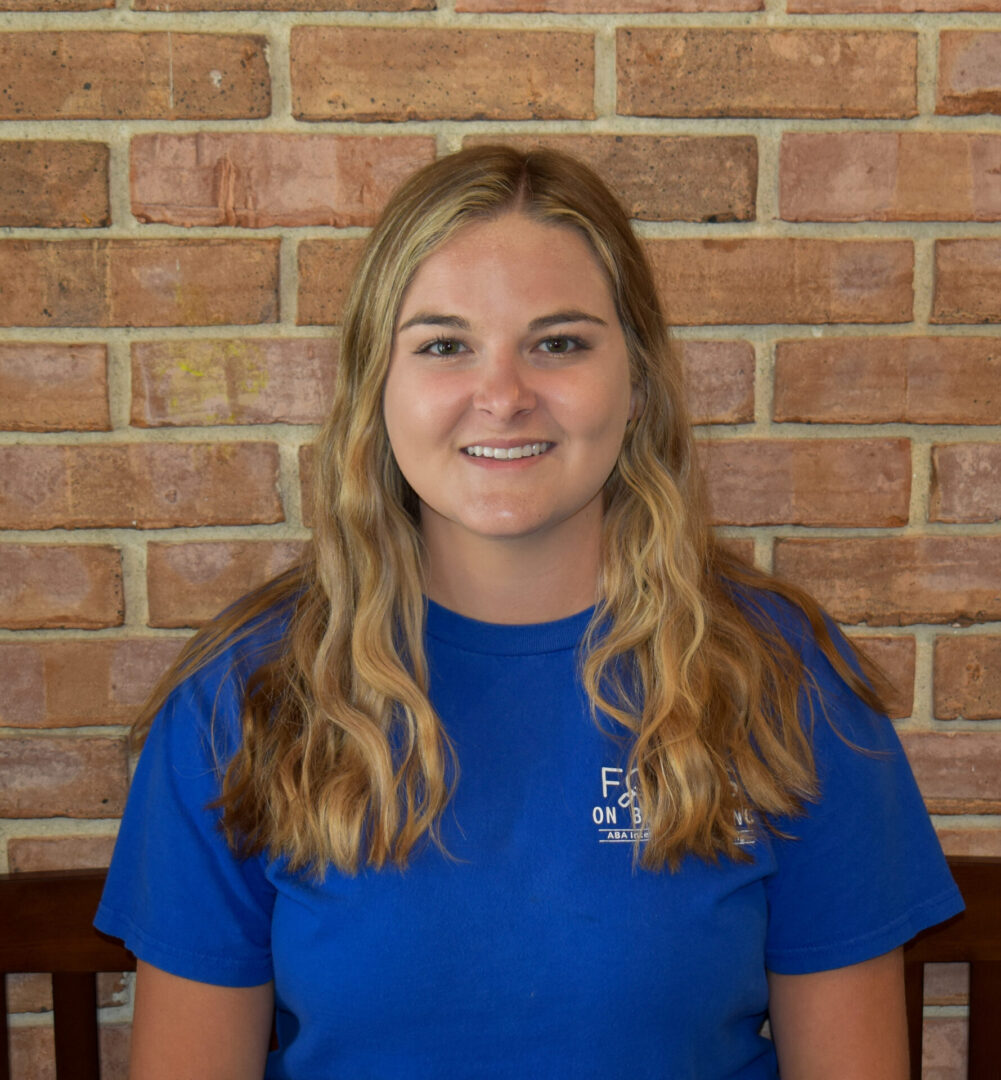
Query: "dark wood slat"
0 871 133 974
904 959 925 1080
52 973 101 1080
0 965 10 1080
968 961 1001 1080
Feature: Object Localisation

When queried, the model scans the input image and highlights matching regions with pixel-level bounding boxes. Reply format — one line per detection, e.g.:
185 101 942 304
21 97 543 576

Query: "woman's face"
383 212 634 563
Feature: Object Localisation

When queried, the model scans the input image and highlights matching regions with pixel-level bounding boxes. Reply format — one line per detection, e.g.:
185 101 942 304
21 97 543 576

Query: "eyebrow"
396 310 608 333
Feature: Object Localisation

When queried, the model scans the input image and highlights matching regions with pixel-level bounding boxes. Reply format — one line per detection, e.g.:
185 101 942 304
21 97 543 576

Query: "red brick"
131 339 336 426
679 341 755 424
923 963 968 1008
0 443 282 530
937 827 1001 857
0 33 269 121
780 133 1001 222
899 731 1001 813
0 343 109 432
794 0 1000 9
773 337 1001 424
931 443 1001 523
7 835 118 872
0 638 185 729
0 545 122 630
0 736 128 817
0 239 279 328
147 540 307 628
921 1018 967 1076
462 135 757 223
646 239 913 325
935 635 1001 720
0 141 109 227
131 134 435 228
297 238 365 326
616 29 916 119
937 32 1001 116
138 0 428 8
462 0 756 7
700 438 909 526
774 537 1001 626
933 240 1001 323
850 634 915 719
1 0 110 8
291 28 594 122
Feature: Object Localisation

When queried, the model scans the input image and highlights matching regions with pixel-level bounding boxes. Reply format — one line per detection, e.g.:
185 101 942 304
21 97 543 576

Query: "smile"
462 442 554 460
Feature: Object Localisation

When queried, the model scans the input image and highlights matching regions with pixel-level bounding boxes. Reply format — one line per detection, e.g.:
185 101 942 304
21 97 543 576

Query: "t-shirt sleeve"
763 627 964 975
94 659 276 987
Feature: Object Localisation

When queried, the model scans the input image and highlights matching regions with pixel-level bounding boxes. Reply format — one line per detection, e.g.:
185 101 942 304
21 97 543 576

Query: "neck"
422 521 602 625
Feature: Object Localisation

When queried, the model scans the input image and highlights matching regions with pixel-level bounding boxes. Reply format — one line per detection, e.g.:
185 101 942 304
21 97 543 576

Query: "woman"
97 146 962 1079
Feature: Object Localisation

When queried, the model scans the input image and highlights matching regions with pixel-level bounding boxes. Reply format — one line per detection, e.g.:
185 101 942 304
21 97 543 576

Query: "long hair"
135 146 887 874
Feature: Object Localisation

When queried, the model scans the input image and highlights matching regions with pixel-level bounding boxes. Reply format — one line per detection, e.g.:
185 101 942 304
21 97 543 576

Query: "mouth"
462 442 554 460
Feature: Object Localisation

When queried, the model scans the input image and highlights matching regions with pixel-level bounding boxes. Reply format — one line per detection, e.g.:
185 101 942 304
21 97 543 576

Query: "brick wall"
1 0 999 1072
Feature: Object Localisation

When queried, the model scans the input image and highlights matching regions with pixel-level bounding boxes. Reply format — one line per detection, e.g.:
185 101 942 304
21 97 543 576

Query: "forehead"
395 213 617 322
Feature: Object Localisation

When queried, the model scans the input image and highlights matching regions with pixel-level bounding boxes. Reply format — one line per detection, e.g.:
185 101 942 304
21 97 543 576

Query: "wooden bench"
2 859 999 1079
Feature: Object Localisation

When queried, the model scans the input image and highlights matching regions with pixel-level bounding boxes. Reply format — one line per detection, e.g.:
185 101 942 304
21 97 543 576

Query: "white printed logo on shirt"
592 766 755 846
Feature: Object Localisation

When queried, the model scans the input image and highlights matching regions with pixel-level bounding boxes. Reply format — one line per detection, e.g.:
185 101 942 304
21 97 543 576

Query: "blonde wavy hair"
136 145 886 874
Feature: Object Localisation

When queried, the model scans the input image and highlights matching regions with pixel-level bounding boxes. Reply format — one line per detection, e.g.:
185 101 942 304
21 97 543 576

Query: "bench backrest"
2 859 999 1079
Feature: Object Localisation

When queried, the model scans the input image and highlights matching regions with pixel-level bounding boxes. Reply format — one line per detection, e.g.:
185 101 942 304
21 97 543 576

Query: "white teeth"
463 442 552 460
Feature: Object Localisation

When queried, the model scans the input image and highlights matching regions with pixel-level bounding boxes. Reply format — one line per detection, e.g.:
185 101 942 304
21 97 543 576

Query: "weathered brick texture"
773 338 1001 424
774 537 1001 625
900 731 1001 813
937 32 1001 115
291 28 595 122
852 635 915 719
647 239 913 324
930 443 1001 523
0 638 185 728
616 30 917 118
933 240 1001 323
146 540 308 627
700 438 910 526
137 0 430 8
0 736 128 818
131 135 436 228
7 836 118 872
0 343 110 432
0 240 280 328
0 443 283 530
131 339 337 426
793 0 1001 10
679 342 755 424
461 0 757 9
297 238 366 325
0 545 123 630
780 133 1001 222
0 33 270 120
465 135 758 222
934 636 1001 719
0 142 110 228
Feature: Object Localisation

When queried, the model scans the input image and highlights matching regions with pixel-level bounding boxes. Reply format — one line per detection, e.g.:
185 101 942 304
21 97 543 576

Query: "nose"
472 351 536 421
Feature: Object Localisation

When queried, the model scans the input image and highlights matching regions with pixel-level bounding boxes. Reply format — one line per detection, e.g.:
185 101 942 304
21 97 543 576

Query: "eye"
538 335 585 355
417 337 467 358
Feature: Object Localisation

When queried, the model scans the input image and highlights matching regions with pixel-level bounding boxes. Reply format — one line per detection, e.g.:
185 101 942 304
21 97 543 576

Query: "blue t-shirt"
96 597 962 1079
